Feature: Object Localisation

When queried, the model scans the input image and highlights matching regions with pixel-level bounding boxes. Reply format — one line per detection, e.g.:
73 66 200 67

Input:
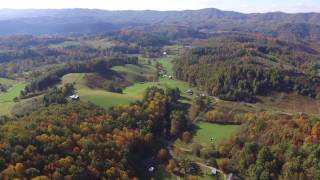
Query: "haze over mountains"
1 8 320 40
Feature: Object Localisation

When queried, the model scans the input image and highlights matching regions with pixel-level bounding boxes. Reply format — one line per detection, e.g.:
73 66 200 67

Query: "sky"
0 0 320 13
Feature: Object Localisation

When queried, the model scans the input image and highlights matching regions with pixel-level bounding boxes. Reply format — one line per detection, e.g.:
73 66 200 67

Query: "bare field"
258 93 320 115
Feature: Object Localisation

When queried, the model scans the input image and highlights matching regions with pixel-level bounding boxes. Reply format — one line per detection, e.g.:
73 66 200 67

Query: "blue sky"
1 0 320 13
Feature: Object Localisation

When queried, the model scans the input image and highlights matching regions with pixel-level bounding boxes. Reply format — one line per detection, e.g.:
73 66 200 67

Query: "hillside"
173 33 320 102
0 87 189 179
1 9 320 35
274 23 320 41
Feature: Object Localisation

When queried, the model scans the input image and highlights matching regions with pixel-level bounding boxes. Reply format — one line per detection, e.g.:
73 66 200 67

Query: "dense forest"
211 113 320 179
173 33 320 102
0 87 189 179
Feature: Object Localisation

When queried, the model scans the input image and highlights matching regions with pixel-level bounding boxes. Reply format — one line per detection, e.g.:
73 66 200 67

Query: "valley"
0 7 320 180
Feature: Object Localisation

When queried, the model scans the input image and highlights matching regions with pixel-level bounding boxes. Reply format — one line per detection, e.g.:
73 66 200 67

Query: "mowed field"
175 122 240 150
62 56 195 109
193 122 240 146
62 73 139 108
0 78 26 115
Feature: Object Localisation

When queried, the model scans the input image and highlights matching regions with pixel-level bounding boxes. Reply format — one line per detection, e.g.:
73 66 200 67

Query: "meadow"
193 122 240 146
62 73 194 109
0 77 18 86
62 55 195 109
0 80 25 116
174 122 240 150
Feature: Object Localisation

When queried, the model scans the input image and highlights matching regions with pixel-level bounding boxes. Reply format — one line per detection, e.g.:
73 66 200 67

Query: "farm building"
70 95 80 101
211 168 217 175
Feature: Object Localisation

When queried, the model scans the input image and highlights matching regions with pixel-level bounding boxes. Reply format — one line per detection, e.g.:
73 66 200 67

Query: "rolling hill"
173 33 320 102
1 8 320 36
274 23 320 41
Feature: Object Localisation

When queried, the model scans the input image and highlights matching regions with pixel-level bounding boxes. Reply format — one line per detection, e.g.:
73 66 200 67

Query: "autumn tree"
158 148 169 161
167 159 177 174
182 131 192 144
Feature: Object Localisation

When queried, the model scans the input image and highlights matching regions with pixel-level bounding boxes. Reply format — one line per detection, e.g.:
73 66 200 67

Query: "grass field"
156 56 175 75
62 55 195 109
172 122 239 179
111 63 156 83
62 73 139 108
193 122 240 146
175 122 240 151
48 41 81 48
62 73 194 109
0 82 26 115
0 77 18 86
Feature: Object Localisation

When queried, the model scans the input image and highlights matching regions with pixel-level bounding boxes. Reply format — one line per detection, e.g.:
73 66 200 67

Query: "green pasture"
193 122 240 146
0 82 26 115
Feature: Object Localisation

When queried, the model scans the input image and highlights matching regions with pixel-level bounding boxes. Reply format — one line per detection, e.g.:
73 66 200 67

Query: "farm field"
62 73 139 108
62 73 194 109
193 122 240 146
171 122 239 179
0 77 18 86
257 92 320 115
156 56 175 75
62 55 195 109
0 83 26 115
174 122 240 151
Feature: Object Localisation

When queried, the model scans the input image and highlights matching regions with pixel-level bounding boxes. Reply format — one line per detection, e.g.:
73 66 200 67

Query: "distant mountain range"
0 8 320 40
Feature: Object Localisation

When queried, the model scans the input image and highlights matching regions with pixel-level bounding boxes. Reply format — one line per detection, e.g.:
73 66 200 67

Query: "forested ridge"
173 33 320 102
2 9 320 37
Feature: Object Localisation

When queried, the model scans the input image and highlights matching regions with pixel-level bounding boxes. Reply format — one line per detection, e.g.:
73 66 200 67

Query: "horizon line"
0 7 319 14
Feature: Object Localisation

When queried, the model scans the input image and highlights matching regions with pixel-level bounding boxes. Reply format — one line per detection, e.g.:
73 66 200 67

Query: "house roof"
70 95 79 99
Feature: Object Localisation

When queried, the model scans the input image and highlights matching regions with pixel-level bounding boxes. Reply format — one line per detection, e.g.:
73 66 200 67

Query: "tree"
31 176 50 180
191 144 203 157
188 96 211 120
166 88 181 102
167 159 177 174
311 122 320 143
217 158 230 172
179 158 192 174
158 148 169 161
25 168 40 178
170 110 187 136
182 131 192 144
206 110 224 122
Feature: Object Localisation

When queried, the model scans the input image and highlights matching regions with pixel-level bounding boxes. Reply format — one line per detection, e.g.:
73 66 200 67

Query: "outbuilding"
70 95 80 101
187 89 193 95
211 168 217 175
